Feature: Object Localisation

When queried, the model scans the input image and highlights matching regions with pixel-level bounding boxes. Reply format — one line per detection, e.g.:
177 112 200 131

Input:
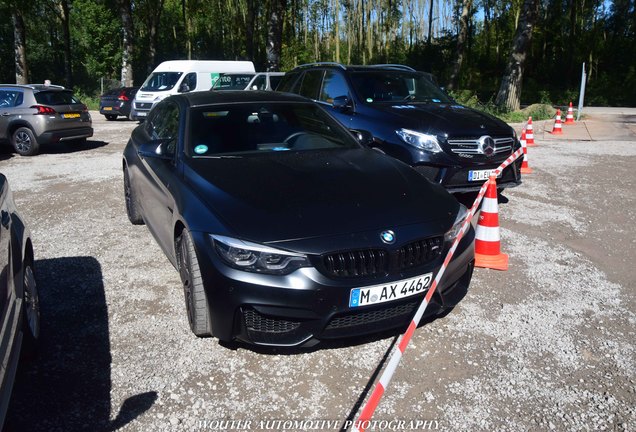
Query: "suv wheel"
105 114 117 121
12 127 40 156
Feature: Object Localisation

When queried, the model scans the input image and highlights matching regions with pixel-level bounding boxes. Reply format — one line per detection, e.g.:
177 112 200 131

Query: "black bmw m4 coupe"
123 91 474 347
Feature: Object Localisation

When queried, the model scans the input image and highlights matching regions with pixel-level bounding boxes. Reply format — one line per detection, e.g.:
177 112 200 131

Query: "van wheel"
12 127 40 156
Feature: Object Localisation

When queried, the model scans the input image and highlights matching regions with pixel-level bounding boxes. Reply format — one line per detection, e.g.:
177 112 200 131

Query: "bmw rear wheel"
177 230 212 337
123 167 144 225
12 127 40 156
21 261 40 357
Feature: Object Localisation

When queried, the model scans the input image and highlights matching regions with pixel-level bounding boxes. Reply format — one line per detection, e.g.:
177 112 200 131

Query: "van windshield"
141 72 183 92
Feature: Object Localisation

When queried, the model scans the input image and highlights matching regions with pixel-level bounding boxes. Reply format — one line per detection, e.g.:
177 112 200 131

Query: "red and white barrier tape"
349 147 524 432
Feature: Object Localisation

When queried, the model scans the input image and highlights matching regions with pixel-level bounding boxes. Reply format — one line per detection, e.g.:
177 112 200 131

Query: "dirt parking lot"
1 111 635 432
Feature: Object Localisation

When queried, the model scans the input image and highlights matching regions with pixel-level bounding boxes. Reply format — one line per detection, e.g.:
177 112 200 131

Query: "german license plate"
137 111 147 117
349 273 433 308
468 169 501 181
62 113 80 119
103 107 112 111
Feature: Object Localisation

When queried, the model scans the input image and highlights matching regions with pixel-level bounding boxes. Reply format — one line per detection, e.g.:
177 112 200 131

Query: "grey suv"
277 63 522 194
0 84 93 156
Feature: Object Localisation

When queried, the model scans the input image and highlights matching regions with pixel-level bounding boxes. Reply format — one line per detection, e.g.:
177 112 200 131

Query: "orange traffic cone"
525 117 536 146
565 102 575 124
550 109 563 134
520 135 533 174
475 176 509 271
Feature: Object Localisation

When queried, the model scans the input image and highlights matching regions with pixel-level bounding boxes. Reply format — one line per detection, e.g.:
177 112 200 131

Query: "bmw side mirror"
138 140 174 160
332 95 352 112
350 129 374 147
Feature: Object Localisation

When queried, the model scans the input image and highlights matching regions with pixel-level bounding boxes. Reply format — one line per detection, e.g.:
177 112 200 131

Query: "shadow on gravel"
42 139 109 155
4 256 156 432
0 140 108 159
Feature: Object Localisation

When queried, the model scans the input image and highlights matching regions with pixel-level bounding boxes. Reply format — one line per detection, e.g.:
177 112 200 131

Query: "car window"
349 71 452 104
141 72 183 91
182 73 197 92
189 102 359 157
319 71 349 104
34 90 80 105
298 70 324 100
269 75 283 90
276 72 300 93
147 102 179 156
250 75 266 90
0 89 23 108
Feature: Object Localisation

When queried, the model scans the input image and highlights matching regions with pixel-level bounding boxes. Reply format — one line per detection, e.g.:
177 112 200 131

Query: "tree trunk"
12 7 28 84
147 0 165 73
427 0 434 48
266 0 287 71
246 0 257 61
118 0 135 86
447 0 472 91
495 0 537 111
57 0 73 87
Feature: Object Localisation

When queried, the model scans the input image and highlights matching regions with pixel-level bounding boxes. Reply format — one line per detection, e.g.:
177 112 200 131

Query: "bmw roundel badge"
380 230 396 244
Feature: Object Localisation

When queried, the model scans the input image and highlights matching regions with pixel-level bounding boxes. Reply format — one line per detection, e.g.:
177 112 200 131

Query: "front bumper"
414 156 523 193
190 227 475 347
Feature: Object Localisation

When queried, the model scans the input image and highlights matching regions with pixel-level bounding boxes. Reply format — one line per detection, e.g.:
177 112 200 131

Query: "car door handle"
1 211 10 228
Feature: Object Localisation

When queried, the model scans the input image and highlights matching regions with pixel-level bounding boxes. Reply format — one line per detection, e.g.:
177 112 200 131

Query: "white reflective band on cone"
475 225 501 242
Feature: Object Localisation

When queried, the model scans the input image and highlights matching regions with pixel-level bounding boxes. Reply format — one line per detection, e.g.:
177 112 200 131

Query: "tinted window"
320 71 349 103
141 72 183 91
349 71 452 104
34 90 80 105
147 102 179 155
269 75 283 90
0 89 23 107
276 72 300 92
299 70 324 99
189 102 358 157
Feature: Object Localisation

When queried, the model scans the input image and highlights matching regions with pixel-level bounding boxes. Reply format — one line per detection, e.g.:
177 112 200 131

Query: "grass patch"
449 90 555 123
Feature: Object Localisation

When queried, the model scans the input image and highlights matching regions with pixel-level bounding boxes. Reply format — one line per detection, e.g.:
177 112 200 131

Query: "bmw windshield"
189 102 360 157
140 72 183 91
349 71 452 104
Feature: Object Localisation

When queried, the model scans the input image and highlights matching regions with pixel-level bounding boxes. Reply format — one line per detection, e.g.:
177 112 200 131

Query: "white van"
130 60 255 120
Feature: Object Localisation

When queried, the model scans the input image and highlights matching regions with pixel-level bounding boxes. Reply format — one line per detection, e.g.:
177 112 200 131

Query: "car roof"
290 63 417 73
183 90 311 107
0 84 67 91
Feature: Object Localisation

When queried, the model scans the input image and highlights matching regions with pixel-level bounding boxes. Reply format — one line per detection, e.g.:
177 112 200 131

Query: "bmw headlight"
396 129 442 153
444 204 468 243
211 235 309 275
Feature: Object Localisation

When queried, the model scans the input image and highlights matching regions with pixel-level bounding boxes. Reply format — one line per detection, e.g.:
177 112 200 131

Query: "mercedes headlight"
396 129 442 153
212 235 309 275
444 204 468 243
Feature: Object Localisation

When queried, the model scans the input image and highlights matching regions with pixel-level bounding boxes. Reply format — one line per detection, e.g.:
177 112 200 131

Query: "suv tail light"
118 91 129 101
31 105 56 115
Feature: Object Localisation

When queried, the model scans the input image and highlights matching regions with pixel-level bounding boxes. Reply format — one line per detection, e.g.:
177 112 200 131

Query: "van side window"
181 73 197 92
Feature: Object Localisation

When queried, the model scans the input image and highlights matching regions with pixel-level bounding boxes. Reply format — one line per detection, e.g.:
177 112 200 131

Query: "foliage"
0 0 634 106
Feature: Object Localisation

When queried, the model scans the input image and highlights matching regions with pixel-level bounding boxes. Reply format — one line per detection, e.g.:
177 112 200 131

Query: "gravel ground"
1 113 634 432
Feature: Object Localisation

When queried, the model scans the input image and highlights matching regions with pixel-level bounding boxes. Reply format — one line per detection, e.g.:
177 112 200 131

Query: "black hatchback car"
123 91 474 347
277 63 523 193
99 87 139 120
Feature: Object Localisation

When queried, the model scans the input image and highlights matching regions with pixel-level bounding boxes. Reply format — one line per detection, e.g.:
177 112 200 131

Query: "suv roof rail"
27 84 66 90
294 62 346 70
368 64 416 72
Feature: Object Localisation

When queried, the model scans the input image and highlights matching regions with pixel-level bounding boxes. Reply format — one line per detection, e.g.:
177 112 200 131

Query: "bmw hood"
184 149 458 243
375 103 513 137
